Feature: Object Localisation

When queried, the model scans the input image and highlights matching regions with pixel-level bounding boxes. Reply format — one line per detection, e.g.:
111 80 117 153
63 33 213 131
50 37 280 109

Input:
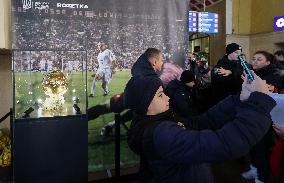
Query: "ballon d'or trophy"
42 70 68 111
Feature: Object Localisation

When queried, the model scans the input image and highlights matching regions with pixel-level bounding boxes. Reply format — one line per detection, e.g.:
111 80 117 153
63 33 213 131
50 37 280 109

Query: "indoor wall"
0 51 12 130
0 0 12 130
232 0 251 34
250 31 284 58
0 0 11 49
228 0 284 61
206 0 226 65
250 0 284 34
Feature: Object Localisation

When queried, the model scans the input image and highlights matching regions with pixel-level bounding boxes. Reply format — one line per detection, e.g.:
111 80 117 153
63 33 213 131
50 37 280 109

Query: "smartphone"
238 55 254 81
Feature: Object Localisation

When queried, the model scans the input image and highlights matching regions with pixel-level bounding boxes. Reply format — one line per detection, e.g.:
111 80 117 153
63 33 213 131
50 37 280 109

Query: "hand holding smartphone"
240 71 269 101
238 55 254 81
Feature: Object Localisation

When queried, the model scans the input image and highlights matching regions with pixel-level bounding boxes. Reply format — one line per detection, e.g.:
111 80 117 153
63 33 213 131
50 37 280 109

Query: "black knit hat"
124 76 163 115
226 43 242 55
180 70 195 83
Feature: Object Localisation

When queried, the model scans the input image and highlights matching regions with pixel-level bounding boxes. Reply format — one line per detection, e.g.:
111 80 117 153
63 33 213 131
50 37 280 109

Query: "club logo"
276 18 284 28
274 15 284 31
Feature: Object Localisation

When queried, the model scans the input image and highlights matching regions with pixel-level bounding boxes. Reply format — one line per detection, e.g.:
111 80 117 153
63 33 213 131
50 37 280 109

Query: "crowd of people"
184 45 284 183
13 13 284 183
209 45 284 183
13 50 86 72
121 47 283 183
87 46 284 183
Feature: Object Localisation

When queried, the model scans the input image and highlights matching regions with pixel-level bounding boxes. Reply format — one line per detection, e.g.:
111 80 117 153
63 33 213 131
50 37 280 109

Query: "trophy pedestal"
14 115 88 183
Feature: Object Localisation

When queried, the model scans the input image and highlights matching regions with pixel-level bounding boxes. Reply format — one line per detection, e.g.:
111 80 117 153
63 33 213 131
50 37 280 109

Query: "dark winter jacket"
254 64 281 92
131 53 158 77
275 61 284 92
211 56 244 105
127 92 276 183
165 79 197 118
275 61 284 70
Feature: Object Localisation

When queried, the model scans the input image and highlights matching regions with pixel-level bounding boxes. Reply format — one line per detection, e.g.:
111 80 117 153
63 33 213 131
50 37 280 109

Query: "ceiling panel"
189 0 223 11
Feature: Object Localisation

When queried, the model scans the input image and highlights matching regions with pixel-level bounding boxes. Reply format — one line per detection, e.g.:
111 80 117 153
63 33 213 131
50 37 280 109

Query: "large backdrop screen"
12 0 189 172
12 0 189 67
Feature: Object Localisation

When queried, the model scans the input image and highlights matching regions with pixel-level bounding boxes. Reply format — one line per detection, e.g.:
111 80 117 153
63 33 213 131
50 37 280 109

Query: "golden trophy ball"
42 70 69 96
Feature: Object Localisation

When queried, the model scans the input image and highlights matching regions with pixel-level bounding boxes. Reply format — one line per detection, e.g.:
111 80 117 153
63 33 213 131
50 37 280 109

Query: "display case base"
14 115 88 183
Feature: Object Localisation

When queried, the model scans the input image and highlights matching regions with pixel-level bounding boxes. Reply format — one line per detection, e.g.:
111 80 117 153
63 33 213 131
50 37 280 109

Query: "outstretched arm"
87 101 111 121
153 72 275 164
186 72 269 130
153 92 276 164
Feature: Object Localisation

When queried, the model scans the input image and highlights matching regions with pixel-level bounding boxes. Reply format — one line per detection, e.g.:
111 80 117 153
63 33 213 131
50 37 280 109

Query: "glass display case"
12 50 88 182
12 50 87 119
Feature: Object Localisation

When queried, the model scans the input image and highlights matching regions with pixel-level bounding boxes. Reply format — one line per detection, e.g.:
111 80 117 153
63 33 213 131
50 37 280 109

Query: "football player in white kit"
89 42 116 97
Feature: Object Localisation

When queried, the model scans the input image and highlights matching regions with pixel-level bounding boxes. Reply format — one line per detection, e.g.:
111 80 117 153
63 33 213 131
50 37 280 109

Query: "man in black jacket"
211 43 244 105
131 48 163 77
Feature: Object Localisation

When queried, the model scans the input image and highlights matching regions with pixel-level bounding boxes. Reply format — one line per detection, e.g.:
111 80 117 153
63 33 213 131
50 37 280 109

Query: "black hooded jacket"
165 79 197 118
275 61 284 91
275 61 284 70
131 53 158 77
211 55 244 105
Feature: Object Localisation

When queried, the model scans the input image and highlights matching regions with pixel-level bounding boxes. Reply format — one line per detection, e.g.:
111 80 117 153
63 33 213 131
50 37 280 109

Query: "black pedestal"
14 115 88 183
0 166 13 181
